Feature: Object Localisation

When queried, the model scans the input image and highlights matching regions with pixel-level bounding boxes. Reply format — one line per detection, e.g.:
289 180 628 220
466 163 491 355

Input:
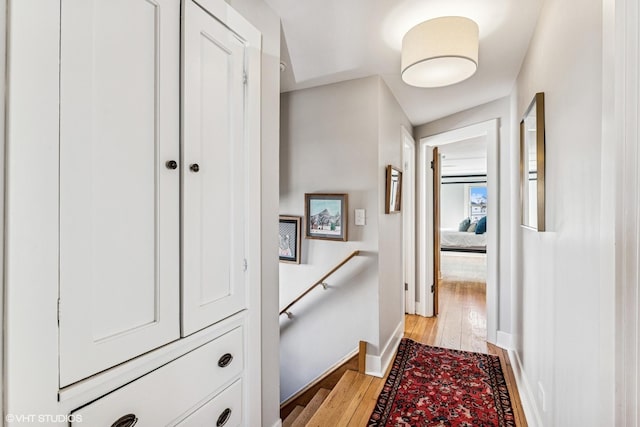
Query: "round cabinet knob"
217 408 232 427
111 414 138 427
190 163 200 173
165 160 178 170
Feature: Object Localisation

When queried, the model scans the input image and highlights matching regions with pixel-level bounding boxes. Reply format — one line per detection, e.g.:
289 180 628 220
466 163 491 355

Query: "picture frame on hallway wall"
385 165 403 214
279 216 302 264
304 193 348 241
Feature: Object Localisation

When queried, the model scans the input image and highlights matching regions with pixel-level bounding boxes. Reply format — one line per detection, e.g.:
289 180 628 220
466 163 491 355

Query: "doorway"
433 143 489 334
417 120 499 344
435 141 488 322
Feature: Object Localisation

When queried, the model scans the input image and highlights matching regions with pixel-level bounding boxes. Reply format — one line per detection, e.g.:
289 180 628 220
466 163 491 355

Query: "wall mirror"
385 165 403 214
520 92 545 231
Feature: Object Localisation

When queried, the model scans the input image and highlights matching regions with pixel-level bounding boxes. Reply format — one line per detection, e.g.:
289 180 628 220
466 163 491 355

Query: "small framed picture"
279 216 302 264
305 193 348 241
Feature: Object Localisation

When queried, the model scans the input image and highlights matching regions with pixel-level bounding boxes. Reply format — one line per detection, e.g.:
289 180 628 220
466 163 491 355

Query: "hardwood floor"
433 279 488 354
293 277 528 426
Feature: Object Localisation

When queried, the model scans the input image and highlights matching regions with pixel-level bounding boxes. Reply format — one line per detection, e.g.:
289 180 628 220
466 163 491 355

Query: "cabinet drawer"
176 379 242 426
72 326 243 426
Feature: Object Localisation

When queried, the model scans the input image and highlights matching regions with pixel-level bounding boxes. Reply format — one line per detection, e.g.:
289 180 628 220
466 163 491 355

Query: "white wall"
279 76 381 402
512 0 612 424
414 97 513 336
376 79 410 362
279 76 408 401
441 184 466 229
225 1 281 425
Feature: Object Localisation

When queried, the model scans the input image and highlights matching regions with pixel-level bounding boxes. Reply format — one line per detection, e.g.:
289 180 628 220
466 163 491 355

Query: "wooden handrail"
279 250 361 317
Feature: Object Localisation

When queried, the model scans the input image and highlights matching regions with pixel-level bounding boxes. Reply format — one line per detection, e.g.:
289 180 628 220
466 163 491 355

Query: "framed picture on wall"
279 216 302 264
304 193 348 241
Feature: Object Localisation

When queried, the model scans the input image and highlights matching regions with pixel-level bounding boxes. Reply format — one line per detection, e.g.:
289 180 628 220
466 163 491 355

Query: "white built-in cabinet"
58 0 181 387
181 0 249 336
5 0 262 425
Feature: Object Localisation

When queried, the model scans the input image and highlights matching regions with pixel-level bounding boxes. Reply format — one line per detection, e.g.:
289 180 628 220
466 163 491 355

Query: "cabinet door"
182 0 248 336
59 0 180 386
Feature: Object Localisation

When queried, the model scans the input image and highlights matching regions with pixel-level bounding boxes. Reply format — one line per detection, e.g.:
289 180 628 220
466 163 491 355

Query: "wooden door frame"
402 126 416 314
432 147 441 316
417 120 499 345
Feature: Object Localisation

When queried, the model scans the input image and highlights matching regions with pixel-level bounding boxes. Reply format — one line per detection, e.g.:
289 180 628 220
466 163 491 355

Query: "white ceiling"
267 0 542 125
439 136 487 175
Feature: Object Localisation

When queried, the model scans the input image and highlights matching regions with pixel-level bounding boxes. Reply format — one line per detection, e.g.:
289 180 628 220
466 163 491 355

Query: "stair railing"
279 250 361 319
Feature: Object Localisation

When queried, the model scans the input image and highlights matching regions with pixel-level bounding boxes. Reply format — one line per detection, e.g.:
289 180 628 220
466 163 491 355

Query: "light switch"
355 209 366 226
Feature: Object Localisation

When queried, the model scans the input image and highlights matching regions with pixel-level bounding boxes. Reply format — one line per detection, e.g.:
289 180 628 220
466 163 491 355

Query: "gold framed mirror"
385 165 402 214
520 92 545 231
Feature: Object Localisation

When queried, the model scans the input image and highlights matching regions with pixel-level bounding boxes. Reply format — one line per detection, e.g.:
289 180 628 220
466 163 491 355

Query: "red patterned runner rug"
368 339 515 426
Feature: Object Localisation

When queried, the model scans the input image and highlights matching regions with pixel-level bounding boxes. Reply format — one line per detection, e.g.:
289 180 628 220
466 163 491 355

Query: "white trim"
416 145 434 318
417 120 500 344
402 126 417 315
599 0 620 425
279 347 359 406
496 331 513 350
611 0 640 423
0 0 6 418
270 420 283 427
5 1 61 417
365 320 403 377
241 20 263 427
508 349 543 427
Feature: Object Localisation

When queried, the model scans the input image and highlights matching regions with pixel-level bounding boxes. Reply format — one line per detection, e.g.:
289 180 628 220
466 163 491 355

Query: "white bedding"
440 229 487 250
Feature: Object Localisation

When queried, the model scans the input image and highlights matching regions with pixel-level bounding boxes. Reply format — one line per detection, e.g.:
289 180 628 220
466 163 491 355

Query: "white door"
402 128 416 314
181 0 248 336
59 0 181 386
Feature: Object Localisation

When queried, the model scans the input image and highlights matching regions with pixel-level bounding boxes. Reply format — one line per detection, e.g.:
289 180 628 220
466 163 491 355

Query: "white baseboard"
508 348 543 427
270 419 282 427
496 331 513 350
280 346 359 406
365 320 403 377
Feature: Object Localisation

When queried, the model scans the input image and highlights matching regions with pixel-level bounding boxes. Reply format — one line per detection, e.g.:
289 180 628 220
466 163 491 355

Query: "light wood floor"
301 278 528 426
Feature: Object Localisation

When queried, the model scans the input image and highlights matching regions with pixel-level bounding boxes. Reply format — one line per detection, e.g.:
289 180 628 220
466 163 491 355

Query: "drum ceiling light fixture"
401 16 479 88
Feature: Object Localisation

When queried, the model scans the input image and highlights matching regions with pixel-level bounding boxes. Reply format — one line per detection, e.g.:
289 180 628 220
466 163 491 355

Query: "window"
469 185 487 222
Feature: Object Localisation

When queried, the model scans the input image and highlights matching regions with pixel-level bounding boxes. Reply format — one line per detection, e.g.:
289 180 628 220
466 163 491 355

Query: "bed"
440 229 487 253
